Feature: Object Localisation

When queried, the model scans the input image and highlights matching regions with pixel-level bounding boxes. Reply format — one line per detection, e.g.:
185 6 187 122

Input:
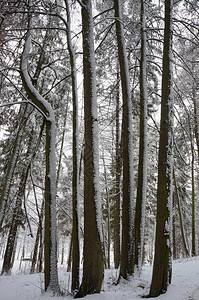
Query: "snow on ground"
0 257 199 300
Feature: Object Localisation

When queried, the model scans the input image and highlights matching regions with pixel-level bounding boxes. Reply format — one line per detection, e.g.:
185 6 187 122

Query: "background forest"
0 0 199 298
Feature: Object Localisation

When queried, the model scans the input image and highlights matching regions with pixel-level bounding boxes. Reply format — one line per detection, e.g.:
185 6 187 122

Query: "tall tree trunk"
149 0 174 297
192 89 199 256
193 82 199 158
20 12 59 293
56 104 69 188
172 194 176 260
67 233 73 272
44 119 59 293
103 156 110 269
64 0 80 292
114 69 121 269
191 139 195 256
133 0 148 275
37 228 43 273
114 0 134 279
75 0 104 297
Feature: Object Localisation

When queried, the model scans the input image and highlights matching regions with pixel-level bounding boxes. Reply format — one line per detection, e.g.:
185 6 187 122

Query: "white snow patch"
1 257 199 300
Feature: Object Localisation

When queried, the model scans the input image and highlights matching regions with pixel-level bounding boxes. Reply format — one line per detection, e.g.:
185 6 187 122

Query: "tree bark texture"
1 130 34 275
149 0 174 297
173 170 189 257
114 0 134 279
0 105 30 227
75 0 104 297
20 14 59 293
133 0 148 274
191 140 195 256
30 200 44 274
114 69 121 269
64 0 80 292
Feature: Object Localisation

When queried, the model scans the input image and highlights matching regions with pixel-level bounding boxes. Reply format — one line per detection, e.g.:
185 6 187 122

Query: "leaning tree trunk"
149 0 174 297
75 0 104 297
20 14 59 294
133 0 148 275
114 0 134 279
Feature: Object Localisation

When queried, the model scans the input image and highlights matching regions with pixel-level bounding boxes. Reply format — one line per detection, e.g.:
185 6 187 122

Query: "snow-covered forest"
0 0 199 299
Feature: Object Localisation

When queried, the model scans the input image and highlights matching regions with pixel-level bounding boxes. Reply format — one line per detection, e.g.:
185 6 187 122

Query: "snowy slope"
0 257 199 300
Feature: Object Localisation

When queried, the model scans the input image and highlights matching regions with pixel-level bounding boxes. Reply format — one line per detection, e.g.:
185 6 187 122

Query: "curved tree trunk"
20 12 59 294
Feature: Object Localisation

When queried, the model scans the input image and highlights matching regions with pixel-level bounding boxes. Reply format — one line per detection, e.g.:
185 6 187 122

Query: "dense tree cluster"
0 0 199 298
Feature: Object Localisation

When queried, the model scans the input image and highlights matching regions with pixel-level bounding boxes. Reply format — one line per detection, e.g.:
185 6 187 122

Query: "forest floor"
0 256 199 300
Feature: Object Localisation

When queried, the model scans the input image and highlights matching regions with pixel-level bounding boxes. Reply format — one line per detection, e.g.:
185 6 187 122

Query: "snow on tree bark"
64 0 80 293
20 12 60 294
149 0 174 297
173 170 189 257
0 105 30 228
114 68 121 269
114 0 134 279
1 128 35 275
75 0 104 297
133 0 148 275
